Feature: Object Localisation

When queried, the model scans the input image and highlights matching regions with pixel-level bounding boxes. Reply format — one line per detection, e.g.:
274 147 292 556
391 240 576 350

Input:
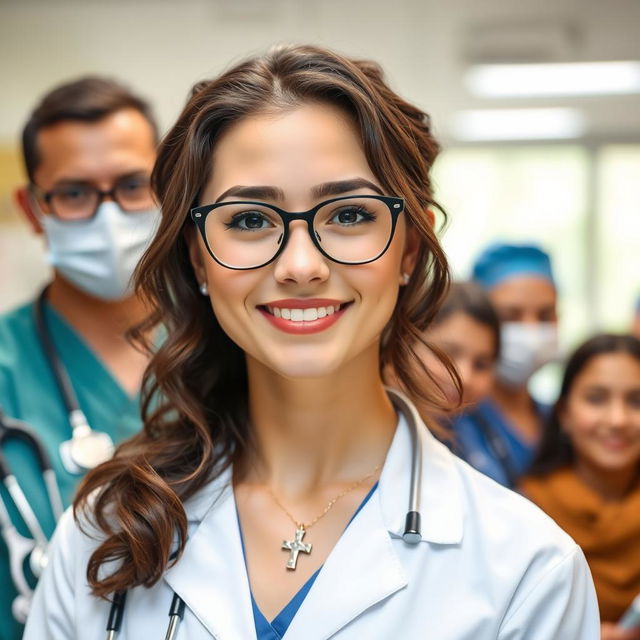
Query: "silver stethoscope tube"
391 390 423 544
104 389 423 638
0 410 66 622
34 288 115 475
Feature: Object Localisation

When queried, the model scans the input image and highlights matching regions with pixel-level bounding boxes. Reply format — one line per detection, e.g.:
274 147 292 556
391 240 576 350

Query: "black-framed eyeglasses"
30 174 154 221
190 194 405 270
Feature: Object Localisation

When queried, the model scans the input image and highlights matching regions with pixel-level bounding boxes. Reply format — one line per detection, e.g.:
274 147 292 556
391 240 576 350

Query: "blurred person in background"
0 77 159 638
393 281 522 485
471 242 559 482
520 334 640 640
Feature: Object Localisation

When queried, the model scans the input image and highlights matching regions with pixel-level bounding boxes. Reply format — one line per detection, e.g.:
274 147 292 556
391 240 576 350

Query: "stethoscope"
34 287 115 474
0 288 117 623
0 410 64 622
104 388 423 639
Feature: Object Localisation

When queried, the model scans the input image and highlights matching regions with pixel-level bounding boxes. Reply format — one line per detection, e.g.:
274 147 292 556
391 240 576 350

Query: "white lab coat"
24 391 600 639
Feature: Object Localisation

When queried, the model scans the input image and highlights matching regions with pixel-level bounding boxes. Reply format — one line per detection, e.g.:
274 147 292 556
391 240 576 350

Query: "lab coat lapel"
285 486 408 640
164 472 256 640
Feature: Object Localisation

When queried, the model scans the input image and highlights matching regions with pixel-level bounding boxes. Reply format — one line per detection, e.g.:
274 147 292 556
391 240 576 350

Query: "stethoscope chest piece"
34 290 116 475
59 410 115 474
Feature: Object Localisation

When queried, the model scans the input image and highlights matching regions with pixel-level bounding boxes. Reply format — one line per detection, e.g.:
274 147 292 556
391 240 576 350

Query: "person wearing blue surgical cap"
457 242 560 487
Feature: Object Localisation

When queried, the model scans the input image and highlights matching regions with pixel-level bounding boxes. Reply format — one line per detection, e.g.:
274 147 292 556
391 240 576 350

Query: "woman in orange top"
520 333 640 640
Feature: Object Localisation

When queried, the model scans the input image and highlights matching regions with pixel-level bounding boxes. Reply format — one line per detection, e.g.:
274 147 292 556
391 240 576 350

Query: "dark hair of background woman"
432 281 501 360
74 43 457 597
527 333 640 476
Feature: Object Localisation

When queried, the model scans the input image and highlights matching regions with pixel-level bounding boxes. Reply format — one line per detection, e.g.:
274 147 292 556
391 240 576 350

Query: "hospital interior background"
0 0 639 402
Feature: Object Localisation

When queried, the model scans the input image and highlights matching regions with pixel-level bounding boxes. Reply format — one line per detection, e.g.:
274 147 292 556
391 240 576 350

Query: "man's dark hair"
22 76 158 182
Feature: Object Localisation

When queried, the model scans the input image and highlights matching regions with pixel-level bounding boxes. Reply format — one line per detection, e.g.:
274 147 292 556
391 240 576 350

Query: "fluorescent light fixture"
450 108 586 142
465 61 640 98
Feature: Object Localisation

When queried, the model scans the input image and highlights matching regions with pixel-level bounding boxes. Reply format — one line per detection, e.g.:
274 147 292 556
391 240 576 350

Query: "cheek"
565 401 599 434
466 370 494 400
563 402 604 454
205 265 257 342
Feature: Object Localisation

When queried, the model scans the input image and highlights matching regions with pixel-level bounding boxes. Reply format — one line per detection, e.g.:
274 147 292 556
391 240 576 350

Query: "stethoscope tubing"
34 287 114 474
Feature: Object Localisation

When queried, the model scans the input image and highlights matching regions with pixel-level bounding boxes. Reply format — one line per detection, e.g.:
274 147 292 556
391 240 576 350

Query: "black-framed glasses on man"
190 194 405 270
30 174 154 221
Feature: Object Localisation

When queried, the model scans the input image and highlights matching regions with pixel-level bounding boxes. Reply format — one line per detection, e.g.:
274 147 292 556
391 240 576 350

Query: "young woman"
25 45 598 640
520 334 640 640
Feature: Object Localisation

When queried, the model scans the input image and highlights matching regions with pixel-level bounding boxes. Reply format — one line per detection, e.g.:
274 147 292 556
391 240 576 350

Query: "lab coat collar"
380 388 464 545
164 389 463 639
164 472 256 640
164 468 408 640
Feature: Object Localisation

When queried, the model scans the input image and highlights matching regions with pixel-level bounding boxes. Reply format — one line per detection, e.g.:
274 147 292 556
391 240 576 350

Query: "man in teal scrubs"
0 77 159 639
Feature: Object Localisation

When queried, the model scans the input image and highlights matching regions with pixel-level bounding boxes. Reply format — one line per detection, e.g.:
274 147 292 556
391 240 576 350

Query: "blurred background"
1 0 639 359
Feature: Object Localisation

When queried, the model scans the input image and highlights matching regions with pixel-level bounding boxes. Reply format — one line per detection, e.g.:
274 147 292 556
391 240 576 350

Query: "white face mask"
496 322 559 388
41 201 160 301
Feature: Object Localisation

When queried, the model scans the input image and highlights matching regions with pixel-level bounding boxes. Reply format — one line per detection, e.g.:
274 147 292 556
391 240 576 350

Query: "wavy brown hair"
74 43 455 597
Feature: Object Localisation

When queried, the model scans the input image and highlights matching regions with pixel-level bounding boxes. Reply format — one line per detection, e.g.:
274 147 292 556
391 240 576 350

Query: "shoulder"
446 456 599 636
0 300 37 409
0 300 36 360
453 455 578 558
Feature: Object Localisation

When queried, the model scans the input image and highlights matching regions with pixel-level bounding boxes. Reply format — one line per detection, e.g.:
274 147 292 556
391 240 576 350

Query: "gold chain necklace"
268 464 381 570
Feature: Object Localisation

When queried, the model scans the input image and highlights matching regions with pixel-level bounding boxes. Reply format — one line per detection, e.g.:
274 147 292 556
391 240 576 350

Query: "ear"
14 186 44 234
399 220 421 283
185 225 209 287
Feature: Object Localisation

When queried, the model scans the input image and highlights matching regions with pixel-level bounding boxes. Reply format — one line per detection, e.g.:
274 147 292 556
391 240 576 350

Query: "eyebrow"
50 171 150 188
215 178 384 203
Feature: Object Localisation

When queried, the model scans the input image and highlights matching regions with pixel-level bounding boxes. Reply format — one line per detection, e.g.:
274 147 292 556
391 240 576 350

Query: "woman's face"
189 103 417 380
418 312 497 407
562 352 640 474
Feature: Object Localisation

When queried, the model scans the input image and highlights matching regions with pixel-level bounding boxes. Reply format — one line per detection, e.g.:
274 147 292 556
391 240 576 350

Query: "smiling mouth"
259 302 352 322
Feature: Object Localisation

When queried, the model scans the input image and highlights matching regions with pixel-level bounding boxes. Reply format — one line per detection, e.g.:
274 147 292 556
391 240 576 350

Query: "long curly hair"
74 43 455 597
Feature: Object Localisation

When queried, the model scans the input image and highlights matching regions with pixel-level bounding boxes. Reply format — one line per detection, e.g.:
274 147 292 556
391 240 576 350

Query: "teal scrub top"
0 299 142 640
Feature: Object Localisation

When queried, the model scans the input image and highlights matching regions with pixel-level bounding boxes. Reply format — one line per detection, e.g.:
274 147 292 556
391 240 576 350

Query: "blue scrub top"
238 482 379 639
448 399 548 488
0 299 142 640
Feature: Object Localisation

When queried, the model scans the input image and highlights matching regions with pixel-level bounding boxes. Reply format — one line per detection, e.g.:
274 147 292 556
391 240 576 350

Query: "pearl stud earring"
199 282 209 296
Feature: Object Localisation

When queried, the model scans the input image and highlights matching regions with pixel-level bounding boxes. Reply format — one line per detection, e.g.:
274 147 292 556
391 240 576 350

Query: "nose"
606 399 630 430
273 220 330 285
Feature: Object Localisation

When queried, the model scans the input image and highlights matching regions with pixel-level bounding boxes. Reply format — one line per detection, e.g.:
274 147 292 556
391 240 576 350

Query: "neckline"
235 481 379 636
38 298 140 405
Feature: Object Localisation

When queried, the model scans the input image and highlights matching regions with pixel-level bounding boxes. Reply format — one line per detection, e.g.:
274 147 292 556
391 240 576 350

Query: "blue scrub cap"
471 242 555 290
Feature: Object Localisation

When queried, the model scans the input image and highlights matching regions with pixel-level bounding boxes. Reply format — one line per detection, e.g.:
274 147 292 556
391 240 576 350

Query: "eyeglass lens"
46 176 153 220
203 196 394 269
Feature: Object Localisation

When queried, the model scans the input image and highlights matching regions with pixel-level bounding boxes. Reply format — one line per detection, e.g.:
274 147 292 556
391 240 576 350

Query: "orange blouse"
520 467 640 622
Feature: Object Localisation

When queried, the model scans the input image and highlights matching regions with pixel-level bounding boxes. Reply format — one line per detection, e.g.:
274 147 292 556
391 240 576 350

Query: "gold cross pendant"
281 526 312 570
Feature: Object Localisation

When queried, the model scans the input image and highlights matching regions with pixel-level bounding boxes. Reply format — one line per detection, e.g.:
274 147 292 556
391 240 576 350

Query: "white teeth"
266 304 345 322
302 308 318 321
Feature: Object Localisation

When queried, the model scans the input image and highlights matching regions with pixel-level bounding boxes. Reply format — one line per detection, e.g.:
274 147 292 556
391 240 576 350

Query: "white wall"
1 0 639 313
2 0 640 146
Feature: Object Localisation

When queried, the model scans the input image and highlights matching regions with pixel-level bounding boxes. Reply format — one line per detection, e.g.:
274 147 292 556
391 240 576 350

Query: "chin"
252 345 348 380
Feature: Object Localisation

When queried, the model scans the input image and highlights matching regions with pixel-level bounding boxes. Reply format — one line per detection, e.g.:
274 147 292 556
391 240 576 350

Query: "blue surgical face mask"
40 201 160 301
